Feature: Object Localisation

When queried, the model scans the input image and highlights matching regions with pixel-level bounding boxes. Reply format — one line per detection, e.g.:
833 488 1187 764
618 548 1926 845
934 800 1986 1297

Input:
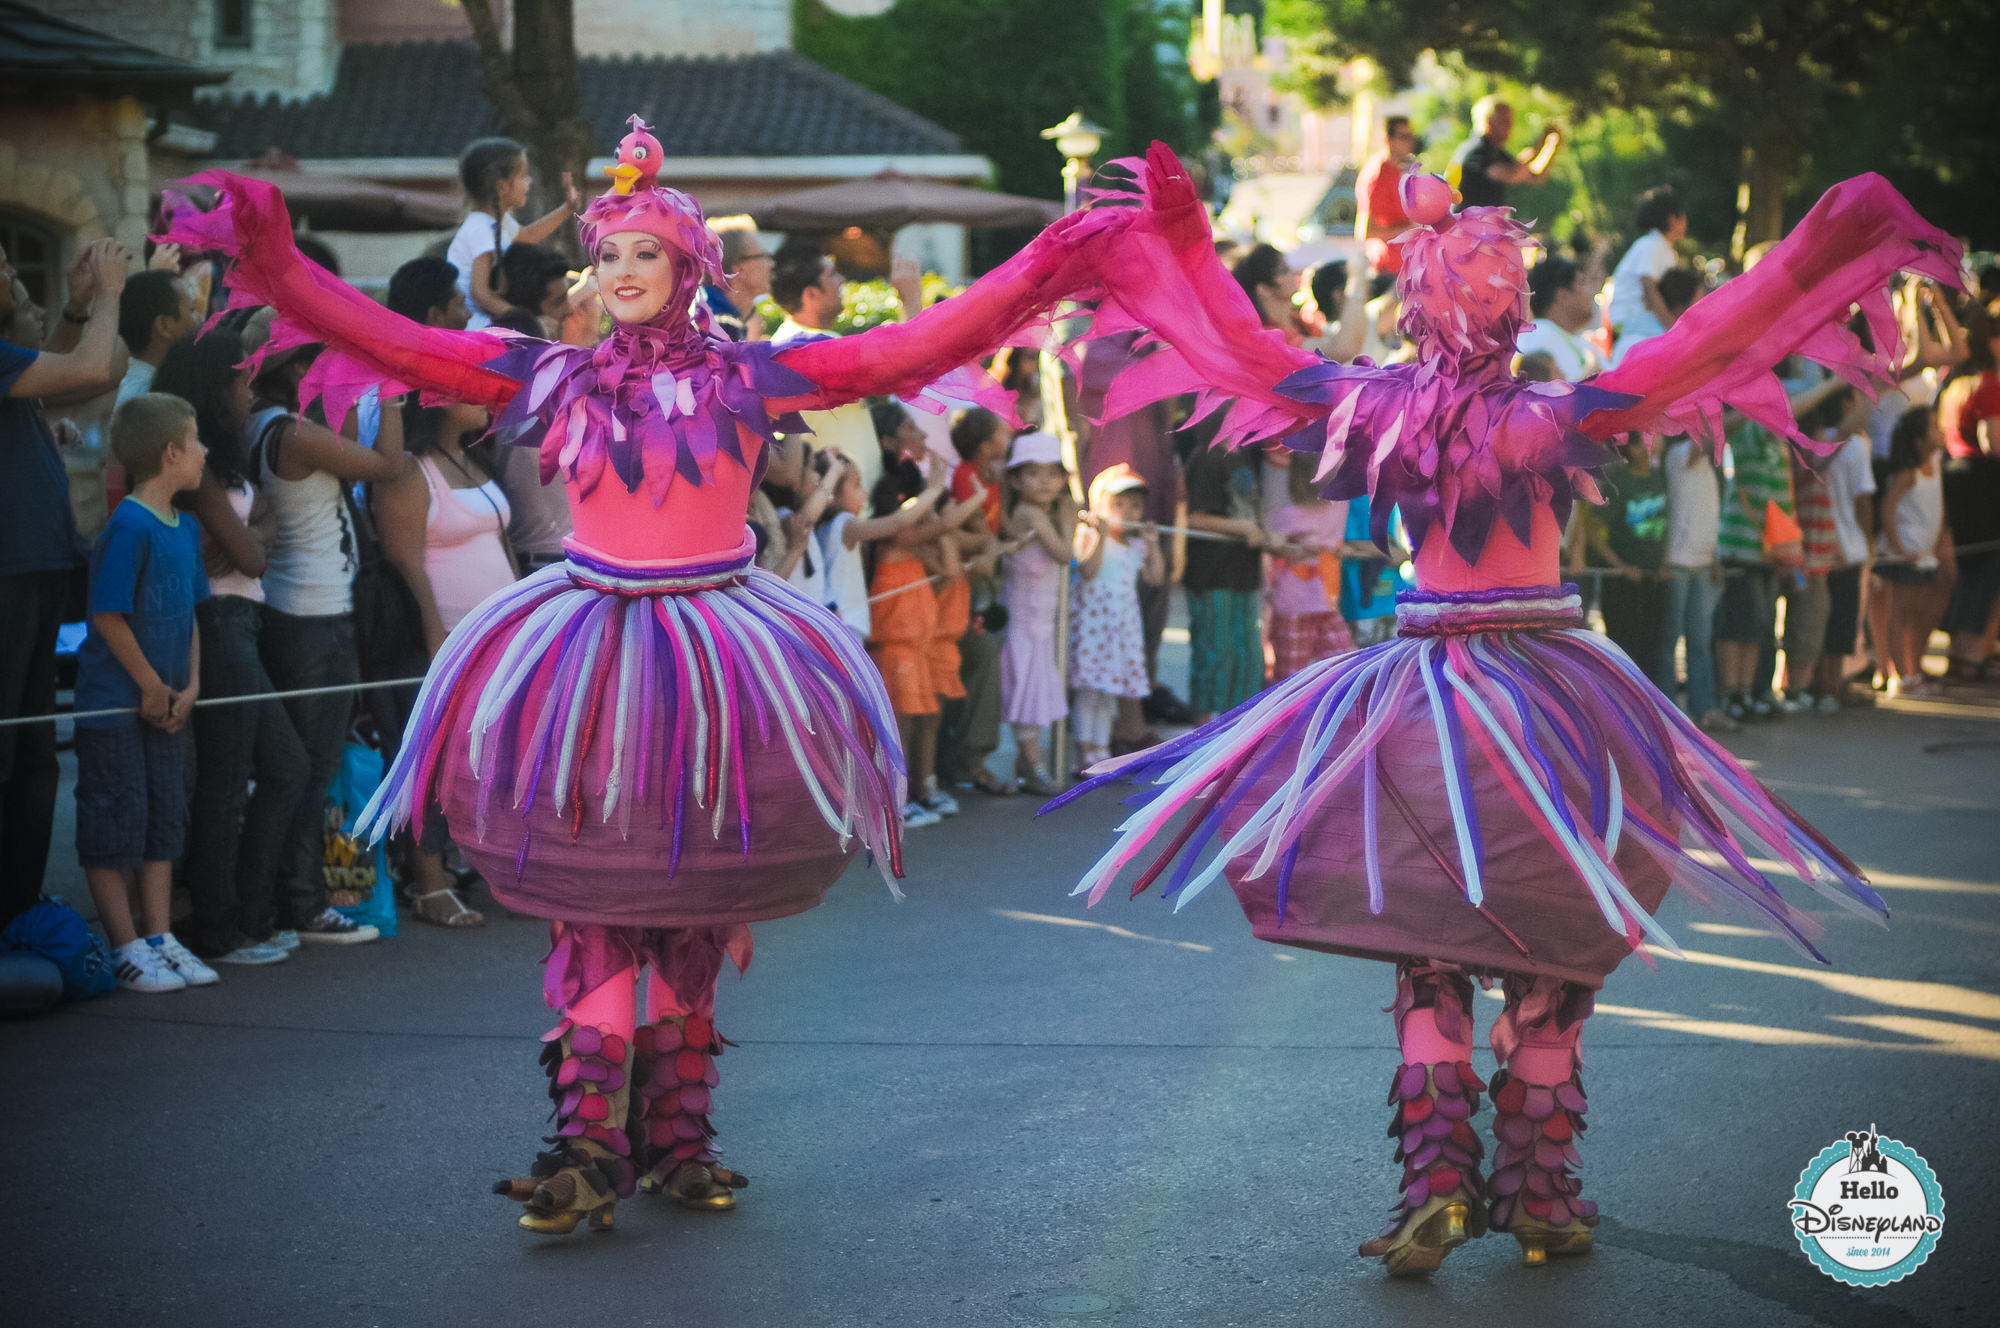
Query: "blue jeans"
1658 565 1721 717
184 595 311 954
259 607 357 927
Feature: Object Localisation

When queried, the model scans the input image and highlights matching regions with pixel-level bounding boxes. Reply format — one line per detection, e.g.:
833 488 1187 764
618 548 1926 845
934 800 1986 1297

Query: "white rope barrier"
9 535 1996 731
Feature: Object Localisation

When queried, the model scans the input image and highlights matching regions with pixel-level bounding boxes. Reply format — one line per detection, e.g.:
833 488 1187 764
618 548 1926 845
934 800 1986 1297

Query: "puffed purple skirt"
1050 584 1888 986
359 533 905 927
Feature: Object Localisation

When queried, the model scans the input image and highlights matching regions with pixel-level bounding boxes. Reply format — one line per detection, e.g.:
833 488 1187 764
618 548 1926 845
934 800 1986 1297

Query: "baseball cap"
1007 430 1064 469
1088 462 1147 504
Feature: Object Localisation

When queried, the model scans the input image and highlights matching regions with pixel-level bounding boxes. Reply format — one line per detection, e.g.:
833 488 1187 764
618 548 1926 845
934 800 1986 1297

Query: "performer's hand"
149 242 184 273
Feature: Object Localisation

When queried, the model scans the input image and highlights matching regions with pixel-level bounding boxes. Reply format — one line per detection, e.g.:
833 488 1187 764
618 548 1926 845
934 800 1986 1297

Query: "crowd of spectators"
3 118 1993 995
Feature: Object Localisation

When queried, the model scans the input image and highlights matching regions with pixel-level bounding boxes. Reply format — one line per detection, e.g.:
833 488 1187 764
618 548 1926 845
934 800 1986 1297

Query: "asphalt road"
8 690 1998 1328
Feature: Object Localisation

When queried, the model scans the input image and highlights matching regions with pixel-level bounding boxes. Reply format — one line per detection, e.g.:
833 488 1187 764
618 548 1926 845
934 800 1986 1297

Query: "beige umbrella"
753 174 1061 232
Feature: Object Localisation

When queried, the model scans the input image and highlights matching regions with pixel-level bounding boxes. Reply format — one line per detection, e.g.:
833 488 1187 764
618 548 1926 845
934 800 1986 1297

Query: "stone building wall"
0 96 148 253
22 0 339 100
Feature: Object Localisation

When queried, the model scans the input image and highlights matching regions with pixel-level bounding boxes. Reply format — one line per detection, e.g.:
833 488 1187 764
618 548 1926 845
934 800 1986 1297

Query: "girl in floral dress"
1068 464 1164 771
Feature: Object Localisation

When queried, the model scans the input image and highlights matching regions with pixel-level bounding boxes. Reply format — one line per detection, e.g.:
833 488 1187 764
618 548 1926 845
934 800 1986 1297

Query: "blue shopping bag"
322 739 398 937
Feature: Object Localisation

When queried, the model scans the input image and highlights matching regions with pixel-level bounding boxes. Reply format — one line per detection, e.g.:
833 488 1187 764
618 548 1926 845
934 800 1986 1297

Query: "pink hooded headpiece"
577 115 724 316
1391 172 1533 362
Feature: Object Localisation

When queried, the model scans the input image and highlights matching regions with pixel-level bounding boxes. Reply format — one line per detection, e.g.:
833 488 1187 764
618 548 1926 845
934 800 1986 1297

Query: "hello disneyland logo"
1789 1125 1945 1286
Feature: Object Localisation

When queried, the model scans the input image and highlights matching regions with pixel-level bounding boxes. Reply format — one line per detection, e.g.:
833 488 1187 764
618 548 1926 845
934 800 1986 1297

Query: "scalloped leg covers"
1358 960 1488 1276
1487 974 1598 1265
494 1017 638 1235
630 926 752 1210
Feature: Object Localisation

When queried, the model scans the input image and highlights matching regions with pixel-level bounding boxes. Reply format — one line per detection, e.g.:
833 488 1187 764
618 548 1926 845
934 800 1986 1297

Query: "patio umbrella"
156 153 461 232
753 173 1061 231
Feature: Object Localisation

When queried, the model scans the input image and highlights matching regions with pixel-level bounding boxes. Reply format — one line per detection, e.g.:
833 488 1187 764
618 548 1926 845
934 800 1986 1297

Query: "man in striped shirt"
1715 417 1796 721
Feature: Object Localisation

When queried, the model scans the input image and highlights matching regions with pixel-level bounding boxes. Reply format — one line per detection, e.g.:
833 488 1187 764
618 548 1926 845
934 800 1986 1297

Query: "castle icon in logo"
1844 1126 1889 1175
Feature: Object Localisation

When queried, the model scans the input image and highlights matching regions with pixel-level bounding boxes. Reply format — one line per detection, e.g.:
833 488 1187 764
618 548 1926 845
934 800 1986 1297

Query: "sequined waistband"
1395 584 1584 637
563 532 755 596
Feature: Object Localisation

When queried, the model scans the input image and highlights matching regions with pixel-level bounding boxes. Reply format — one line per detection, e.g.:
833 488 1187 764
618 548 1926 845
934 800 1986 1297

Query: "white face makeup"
593 230 678 324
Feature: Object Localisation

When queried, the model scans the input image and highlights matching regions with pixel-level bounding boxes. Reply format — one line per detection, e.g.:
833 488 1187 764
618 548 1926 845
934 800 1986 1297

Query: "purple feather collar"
489 313 813 506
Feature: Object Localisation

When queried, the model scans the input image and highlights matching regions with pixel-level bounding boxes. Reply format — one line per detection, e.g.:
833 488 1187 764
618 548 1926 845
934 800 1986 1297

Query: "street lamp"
1038 111 1106 789
1041 111 1107 214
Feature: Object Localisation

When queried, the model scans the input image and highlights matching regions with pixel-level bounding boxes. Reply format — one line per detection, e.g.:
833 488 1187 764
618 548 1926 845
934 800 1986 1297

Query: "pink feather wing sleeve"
1584 173 1962 451
159 171 526 427
765 143 1320 440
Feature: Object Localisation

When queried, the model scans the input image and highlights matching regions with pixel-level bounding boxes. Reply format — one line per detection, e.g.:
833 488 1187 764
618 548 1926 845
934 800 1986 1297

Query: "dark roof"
197 43 963 161
0 0 224 99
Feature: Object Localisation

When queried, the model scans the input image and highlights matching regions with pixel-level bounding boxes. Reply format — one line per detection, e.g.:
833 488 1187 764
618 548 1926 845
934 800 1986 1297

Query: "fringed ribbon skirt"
1052 584 1887 986
358 531 905 928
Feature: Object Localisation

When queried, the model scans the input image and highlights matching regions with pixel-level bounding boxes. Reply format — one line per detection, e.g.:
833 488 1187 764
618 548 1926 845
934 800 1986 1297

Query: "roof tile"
195 43 962 161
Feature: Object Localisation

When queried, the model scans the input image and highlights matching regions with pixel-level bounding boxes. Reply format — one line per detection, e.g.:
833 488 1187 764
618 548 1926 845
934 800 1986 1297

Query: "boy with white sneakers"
74 393 217 992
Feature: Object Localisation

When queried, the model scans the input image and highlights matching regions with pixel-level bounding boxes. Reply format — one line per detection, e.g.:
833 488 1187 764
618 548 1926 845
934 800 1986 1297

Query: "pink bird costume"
1044 154 1960 1273
160 116 1151 1234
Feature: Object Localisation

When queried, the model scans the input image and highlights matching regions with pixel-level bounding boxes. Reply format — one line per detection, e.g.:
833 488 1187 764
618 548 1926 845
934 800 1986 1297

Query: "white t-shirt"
1822 433 1877 566
817 512 870 638
115 359 155 406
1609 314 1665 367
1515 319 1604 382
1866 372 1938 459
1605 230 1677 334
446 212 521 331
777 505 827 608
1663 438 1723 569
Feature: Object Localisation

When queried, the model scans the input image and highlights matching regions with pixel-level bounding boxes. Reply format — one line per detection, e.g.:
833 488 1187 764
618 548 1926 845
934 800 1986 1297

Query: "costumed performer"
159 116 1148 1236
1041 151 1959 1274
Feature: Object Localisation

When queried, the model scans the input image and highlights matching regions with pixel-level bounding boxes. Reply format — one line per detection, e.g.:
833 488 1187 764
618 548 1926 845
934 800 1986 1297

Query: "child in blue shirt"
75 393 215 993
1337 494 1414 647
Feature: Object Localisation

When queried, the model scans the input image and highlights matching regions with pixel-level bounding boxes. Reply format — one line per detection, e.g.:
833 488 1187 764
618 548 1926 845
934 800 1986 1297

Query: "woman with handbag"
368 397 518 926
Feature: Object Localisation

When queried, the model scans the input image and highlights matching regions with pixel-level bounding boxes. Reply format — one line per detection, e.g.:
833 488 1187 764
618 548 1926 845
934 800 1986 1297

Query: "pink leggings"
546 921 751 1037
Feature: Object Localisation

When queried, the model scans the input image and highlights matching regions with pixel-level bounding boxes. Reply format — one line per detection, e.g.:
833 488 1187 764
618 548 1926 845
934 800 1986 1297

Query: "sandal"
410 886 485 928
965 768 1018 796
1015 758 1059 798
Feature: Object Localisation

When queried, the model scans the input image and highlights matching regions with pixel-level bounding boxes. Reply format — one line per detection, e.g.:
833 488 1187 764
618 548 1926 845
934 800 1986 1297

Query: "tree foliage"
1273 0 1990 247
794 0 1200 202
459 0 593 257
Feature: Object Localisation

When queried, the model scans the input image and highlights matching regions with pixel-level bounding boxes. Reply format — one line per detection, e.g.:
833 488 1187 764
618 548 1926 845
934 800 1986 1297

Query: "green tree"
458 0 594 257
1272 0 1977 249
795 0 1128 205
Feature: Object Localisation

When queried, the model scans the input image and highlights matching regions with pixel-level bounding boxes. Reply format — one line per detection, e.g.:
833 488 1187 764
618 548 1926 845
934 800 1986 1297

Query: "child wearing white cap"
998 431 1075 795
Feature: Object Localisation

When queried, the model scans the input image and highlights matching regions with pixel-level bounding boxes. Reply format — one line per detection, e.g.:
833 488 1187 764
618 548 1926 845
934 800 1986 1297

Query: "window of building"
216 0 253 50
0 211 61 314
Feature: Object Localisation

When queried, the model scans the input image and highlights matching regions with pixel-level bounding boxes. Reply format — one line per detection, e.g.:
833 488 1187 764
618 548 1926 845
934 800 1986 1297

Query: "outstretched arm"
1583 174 1962 453
766 145 1324 449
159 172 530 428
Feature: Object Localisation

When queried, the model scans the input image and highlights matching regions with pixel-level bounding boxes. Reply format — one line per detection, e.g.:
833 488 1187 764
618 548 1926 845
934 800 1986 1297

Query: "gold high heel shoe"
497 1024 637 1235
1365 1194 1473 1277
1510 1219 1594 1267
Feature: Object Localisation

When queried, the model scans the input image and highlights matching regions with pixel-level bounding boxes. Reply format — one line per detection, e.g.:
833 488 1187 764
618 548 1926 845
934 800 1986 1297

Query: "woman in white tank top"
369 398 519 927
244 326 409 942
1872 404 1951 698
